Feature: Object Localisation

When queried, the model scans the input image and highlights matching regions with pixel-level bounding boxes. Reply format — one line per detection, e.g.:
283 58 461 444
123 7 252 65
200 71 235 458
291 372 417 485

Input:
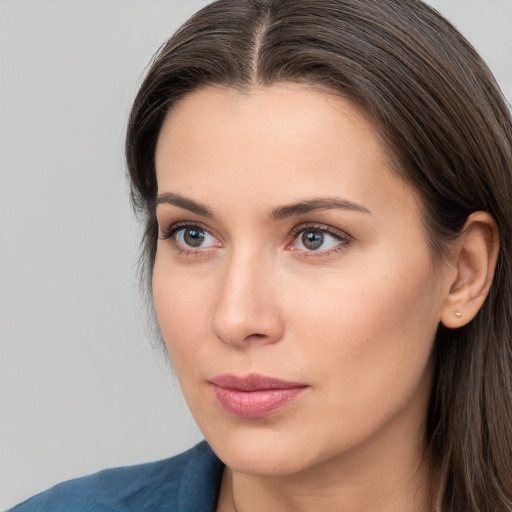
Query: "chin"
216 442 307 476
201 423 327 477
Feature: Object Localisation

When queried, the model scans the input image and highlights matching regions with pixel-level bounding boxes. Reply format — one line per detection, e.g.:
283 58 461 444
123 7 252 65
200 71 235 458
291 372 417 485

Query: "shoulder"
9 441 224 512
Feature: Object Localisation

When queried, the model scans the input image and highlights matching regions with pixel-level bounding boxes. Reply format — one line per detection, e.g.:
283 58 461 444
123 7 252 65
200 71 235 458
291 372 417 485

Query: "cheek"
153 262 204 354
152 257 216 368
286 253 440 392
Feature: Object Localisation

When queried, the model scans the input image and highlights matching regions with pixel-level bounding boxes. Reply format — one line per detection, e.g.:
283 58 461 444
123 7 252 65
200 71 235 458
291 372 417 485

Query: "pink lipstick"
209 373 308 418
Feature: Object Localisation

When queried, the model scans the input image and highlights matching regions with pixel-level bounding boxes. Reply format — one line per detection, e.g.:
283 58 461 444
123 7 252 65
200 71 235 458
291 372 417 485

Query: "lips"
209 373 309 418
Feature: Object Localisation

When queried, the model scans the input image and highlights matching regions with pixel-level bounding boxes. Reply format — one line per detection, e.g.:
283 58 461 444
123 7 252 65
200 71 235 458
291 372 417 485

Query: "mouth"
208 373 309 419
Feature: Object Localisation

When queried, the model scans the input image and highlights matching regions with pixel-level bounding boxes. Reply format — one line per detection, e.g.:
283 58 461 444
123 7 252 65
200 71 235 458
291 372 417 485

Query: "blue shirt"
10 441 224 512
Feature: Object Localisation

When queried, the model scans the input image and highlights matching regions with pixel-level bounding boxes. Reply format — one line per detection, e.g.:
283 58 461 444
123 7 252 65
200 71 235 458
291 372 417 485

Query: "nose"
211 249 284 348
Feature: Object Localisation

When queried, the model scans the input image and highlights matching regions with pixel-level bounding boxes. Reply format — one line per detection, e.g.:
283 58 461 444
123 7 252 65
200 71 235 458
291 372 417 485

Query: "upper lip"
209 373 308 391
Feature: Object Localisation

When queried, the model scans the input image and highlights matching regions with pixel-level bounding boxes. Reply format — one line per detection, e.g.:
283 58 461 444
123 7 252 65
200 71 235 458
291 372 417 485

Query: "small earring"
454 312 462 318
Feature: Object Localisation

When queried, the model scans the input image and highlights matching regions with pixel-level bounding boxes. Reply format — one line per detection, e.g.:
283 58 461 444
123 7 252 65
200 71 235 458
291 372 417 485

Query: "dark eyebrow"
155 192 213 218
269 197 370 221
155 193 369 221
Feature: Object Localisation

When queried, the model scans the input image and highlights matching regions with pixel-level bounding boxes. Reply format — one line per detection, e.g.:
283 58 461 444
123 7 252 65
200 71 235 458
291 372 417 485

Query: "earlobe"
440 211 499 329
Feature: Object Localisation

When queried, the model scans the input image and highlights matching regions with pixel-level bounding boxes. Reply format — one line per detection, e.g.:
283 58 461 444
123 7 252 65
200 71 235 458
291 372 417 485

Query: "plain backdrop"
1 0 511 509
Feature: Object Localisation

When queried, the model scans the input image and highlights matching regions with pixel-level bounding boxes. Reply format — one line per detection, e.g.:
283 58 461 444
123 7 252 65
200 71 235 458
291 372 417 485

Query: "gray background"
1 0 511 509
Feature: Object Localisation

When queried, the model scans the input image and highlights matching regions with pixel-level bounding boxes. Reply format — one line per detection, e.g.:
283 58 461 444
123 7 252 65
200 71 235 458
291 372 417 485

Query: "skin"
152 83 458 512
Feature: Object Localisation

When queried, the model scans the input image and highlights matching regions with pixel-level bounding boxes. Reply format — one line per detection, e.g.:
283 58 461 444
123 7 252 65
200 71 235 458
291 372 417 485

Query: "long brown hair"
125 1 512 509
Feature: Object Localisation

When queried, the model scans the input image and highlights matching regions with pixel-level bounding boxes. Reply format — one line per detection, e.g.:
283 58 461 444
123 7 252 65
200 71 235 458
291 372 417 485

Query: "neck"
217 411 433 512
221 446 431 512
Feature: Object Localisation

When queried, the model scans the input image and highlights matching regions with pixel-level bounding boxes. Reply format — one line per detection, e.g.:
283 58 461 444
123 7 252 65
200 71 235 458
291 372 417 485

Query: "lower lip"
211 385 307 418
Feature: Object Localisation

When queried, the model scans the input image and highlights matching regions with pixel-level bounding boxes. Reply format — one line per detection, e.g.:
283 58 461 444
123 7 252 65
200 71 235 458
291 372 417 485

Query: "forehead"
156 83 380 153
154 83 418 219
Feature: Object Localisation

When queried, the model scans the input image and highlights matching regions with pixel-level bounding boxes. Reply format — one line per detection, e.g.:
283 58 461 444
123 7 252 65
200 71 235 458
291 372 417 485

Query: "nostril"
244 333 266 341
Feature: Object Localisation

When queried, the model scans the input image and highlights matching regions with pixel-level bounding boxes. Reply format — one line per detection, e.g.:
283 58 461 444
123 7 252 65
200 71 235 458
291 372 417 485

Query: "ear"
440 211 499 329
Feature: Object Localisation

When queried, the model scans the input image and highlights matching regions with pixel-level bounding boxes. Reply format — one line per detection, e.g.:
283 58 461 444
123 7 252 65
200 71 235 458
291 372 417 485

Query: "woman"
11 0 512 511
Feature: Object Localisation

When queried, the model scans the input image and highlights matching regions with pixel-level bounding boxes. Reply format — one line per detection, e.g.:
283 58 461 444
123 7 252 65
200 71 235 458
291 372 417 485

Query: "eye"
175 226 216 248
288 225 351 254
160 223 221 251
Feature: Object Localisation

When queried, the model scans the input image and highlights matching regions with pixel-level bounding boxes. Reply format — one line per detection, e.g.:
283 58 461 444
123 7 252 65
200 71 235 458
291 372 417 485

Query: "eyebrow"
269 197 371 221
156 192 213 218
155 192 370 220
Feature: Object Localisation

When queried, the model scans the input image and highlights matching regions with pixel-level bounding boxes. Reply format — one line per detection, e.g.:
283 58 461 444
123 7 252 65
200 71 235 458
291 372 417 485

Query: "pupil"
302 230 324 250
184 228 205 247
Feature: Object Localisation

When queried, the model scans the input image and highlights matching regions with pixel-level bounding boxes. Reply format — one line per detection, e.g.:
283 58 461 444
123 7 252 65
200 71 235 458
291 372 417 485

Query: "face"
153 83 450 478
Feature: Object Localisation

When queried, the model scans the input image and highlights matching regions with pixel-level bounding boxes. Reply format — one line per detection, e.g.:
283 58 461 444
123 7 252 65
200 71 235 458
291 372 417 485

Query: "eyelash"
287 223 353 258
158 222 353 258
159 222 220 256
